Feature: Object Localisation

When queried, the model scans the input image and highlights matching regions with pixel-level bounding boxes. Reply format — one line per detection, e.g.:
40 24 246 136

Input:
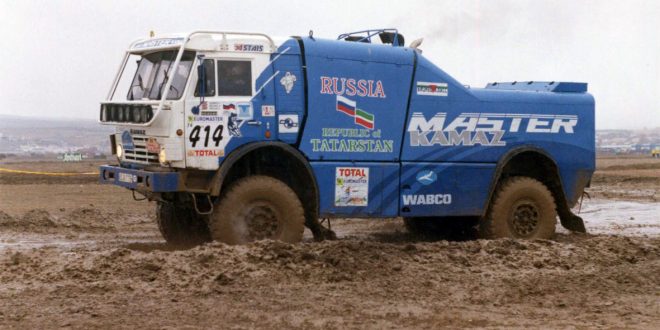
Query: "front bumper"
99 165 180 192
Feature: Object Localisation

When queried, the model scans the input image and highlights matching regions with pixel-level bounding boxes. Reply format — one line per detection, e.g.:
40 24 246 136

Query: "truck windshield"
127 50 195 100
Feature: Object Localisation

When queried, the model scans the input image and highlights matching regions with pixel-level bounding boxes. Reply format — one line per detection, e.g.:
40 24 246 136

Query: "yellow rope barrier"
0 167 98 176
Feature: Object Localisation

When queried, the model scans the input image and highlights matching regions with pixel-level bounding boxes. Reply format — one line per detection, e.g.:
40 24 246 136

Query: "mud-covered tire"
209 175 305 245
156 202 212 246
479 177 557 239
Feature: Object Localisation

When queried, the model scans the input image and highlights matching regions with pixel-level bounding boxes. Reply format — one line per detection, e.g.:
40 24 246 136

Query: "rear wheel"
209 175 305 245
156 202 212 246
479 176 557 239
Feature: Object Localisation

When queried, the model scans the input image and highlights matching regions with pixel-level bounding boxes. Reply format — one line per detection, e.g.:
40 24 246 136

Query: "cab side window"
194 59 216 97
217 60 252 96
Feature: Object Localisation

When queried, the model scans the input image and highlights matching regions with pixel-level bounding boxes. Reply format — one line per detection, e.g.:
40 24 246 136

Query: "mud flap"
305 217 337 241
559 210 587 233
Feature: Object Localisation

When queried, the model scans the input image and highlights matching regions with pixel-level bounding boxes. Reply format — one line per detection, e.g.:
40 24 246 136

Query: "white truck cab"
101 31 277 170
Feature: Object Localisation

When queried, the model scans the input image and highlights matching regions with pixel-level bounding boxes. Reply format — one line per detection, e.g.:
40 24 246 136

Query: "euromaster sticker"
335 167 369 207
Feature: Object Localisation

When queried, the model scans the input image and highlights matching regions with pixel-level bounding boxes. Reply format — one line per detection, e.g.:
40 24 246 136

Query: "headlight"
159 148 167 164
116 144 123 158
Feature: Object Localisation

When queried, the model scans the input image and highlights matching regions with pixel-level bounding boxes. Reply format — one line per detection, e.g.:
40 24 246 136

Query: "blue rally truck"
99 29 594 245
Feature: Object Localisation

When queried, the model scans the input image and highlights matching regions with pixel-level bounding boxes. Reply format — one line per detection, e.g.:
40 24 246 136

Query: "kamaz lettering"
407 112 578 147
100 29 594 245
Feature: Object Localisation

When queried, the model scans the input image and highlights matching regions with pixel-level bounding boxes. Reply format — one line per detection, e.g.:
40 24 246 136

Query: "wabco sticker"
234 43 264 52
336 96 375 129
407 112 578 147
416 170 437 185
261 105 275 117
335 167 369 207
416 82 448 96
280 72 297 94
237 103 253 120
402 194 452 206
278 114 299 133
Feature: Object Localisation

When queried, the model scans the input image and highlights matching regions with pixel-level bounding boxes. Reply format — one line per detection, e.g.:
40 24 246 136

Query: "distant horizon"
1 113 658 131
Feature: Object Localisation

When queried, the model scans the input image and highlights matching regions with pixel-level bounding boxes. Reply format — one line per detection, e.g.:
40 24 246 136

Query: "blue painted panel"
401 53 595 206
99 165 179 192
311 162 399 218
222 41 300 159
299 38 414 161
400 162 496 217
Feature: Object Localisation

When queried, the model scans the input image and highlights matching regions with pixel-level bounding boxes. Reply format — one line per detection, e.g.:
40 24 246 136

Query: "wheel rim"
510 200 539 237
243 201 280 240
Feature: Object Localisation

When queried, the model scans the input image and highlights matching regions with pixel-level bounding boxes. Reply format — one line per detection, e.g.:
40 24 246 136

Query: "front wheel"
156 202 212 246
209 175 305 245
479 177 557 239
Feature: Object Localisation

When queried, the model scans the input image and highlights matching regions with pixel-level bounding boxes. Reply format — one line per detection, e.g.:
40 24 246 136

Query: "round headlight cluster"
158 148 167 164
116 144 123 158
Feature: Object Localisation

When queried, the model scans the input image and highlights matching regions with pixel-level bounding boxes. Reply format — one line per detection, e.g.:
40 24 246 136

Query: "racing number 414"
189 125 223 148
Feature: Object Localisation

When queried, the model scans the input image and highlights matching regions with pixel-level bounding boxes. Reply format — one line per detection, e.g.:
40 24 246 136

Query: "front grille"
123 136 159 165
100 104 154 124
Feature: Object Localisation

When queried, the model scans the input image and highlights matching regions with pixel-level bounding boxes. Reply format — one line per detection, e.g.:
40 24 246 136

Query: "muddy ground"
0 157 658 329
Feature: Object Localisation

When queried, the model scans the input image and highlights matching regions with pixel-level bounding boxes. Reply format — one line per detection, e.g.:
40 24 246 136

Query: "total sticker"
335 167 369 207
262 105 275 117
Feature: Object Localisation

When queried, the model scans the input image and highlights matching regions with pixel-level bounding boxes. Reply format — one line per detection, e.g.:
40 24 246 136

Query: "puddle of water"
571 198 660 236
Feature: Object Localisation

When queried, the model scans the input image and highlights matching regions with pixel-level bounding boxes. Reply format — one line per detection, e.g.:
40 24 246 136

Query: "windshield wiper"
156 67 180 99
157 68 170 99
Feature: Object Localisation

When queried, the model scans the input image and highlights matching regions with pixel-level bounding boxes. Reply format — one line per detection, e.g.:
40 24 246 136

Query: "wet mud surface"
0 159 659 328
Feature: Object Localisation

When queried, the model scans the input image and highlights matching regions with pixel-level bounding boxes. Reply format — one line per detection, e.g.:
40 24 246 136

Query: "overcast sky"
0 0 658 129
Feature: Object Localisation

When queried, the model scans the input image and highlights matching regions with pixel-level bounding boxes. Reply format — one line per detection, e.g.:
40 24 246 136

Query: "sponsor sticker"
402 194 452 206
280 72 297 94
278 114 299 133
416 170 437 185
416 82 448 96
146 138 160 153
261 105 275 117
133 38 184 50
118 172 137 183
237 102 253 120
186 149 224 157
407 112 578 147
335 167 369 207
121 131 134 150
234 43 264 52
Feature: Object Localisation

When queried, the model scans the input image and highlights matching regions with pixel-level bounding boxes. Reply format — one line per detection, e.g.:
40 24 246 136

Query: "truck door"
297 39 415 218
298 40 415 162
184 51 272 170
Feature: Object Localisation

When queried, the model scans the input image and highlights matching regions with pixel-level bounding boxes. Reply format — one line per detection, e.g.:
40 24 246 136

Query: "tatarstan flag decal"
354 109 374 129
336 96 375 129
